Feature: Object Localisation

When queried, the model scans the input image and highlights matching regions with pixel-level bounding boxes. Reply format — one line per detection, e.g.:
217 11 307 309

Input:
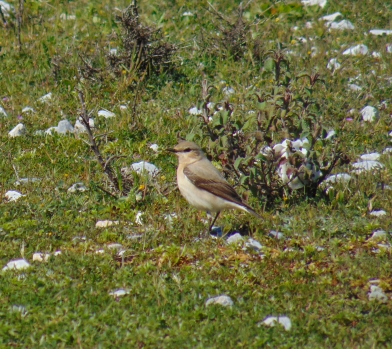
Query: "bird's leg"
209 211 221 233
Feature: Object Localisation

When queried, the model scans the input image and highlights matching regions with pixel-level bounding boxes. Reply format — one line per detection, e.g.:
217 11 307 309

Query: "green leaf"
234 157 243 170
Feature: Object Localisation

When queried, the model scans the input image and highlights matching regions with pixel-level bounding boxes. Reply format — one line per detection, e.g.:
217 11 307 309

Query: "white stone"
386 44 392 53
261 316 292 331
5 190 24 202
372 51 382 58
33 253 50 262
324 173 352 184
360 153 380 161
369 230 387 240
37 93 52 103
328 20 355 30
9 123 26 137
343 44 369 56
269 231 285 239
135 211 144 225
327 58 341 71
348 84 362 91
95 220 119 228
45 127 58 135
98 109 115 118
361 106 379 122
163 213 177 226
130 161 159 176
54 251 62 256
368 285 388 303
301 0 327 8
227 233 244 245
3 259 30 271
57 119 74 134
370 210 387 217
325 130 336 139
22 107 35 114
149 143 159 152
107 243 123 251
0 106 7 116
182 11 193 16
246 238 263 251
320 12 342 22
68 182 87 193
351 160 384 173
383 148 392 154
109 289 130 297
14 178 41 186
74 120 86 133
95 249 105 254
205 295 234 307
222 86 235 95
109 48 118 55
0 1 14 16
189 107 202 115
119 105 128 110
370 29 392 36
59 13 76 20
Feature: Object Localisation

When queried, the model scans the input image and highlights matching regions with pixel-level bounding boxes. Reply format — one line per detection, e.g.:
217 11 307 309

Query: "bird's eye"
183 148 192 152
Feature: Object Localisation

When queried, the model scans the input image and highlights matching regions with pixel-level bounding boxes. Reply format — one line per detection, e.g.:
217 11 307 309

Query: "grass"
1 0 392 347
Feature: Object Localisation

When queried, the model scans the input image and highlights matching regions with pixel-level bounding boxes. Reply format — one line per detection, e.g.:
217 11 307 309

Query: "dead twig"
77 88 124 196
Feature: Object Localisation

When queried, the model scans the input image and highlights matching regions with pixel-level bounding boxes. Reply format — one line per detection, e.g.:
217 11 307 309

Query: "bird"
168 140 261 232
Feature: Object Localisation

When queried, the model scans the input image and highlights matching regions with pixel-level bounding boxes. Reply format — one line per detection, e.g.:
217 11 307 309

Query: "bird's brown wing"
184 161 244 206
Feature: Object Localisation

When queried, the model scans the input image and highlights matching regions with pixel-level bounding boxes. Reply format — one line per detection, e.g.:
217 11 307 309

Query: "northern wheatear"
168 140 261 231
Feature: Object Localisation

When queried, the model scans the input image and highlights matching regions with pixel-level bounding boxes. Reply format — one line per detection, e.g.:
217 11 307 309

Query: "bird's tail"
241 203 262 220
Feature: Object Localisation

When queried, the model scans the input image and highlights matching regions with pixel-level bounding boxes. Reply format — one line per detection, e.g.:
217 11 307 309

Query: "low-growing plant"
188 47 349 207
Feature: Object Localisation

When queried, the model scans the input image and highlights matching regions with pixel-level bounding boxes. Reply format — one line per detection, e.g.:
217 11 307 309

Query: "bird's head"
167 140 205 164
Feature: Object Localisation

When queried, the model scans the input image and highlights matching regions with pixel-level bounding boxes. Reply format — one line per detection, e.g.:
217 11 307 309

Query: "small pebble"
107 243 123 251
301 0 327 8
368 285 388 303
5 190 24 202
360 153 380 161
68 183 87 193
98 109 115 118
227 233 244 245
109 289 130 297
32 253 50 262
130 161 159 177
22 107 35 114
14 178 41 186
260 316 292 331
57 119 74 134
328 20 354 30
369 230 387 240
369 29 392 36
245 238 263 251
370 210 387 217
205 295 234 307
343 44 369 56
269 231 285 240
324 173 352 184
3 259 30 271
0 106 7 116
96 220 119 228
327 58 341 71
361 106 379 122
189 107 202 115
351 160 384 173
37 92 52 103
149 144 159 152
320 12 342 22
9 123 26 137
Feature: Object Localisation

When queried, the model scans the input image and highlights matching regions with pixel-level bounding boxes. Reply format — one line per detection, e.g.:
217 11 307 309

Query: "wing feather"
184 161 244 206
